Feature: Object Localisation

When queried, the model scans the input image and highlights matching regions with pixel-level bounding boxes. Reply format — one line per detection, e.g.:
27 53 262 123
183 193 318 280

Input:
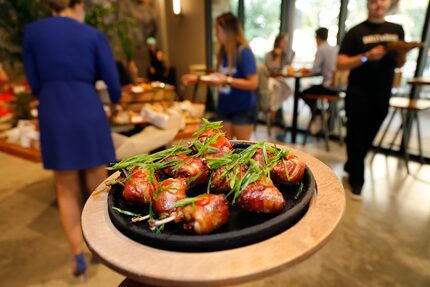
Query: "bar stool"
302 94 345 151
373 96 430 173
302 70 349 151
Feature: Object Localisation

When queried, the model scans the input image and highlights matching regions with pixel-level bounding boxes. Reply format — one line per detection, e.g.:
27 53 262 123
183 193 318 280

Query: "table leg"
291 78 301 143
415 111 424 164
400 110 410 174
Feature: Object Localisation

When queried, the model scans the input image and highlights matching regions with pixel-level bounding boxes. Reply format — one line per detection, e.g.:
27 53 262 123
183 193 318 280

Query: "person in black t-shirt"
337 0 411 199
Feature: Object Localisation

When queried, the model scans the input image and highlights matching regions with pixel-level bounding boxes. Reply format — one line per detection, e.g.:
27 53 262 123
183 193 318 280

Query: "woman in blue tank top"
182 12 257 140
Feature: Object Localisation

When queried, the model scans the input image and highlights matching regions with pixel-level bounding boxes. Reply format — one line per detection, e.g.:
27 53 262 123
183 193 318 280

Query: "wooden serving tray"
385 41 423 51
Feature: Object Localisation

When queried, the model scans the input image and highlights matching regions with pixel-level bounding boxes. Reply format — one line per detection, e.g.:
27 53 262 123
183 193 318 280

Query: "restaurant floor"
1 125 430 287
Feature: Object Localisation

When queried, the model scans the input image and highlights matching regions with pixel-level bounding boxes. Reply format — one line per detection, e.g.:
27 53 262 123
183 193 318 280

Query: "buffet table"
82 146 345 287
120 84 176 112
0 138 41 162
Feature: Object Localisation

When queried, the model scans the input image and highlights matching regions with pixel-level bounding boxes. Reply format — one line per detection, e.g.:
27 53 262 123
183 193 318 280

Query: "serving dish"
385 41 423 51
107 141 317 252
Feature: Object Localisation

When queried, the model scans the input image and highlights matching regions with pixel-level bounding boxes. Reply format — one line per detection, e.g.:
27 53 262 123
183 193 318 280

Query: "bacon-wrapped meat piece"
153 178 188 222
197 128 232 159
252 148 274 167
237 176 285 213
182 194 229 235
162 154 209 186
271 154 305 185
210 164 248 194
123 167 158 205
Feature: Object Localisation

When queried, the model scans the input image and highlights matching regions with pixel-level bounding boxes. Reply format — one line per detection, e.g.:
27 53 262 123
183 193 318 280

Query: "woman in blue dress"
23 0 121 277
182 12 257 140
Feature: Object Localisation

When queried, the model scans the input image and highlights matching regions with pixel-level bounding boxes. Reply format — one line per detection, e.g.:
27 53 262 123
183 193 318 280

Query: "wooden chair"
373 96 430 173
187 64 208 103
302 70 349 151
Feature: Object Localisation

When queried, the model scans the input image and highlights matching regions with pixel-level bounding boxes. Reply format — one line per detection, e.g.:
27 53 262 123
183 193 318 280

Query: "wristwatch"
226 76 233 85
360 54 369 63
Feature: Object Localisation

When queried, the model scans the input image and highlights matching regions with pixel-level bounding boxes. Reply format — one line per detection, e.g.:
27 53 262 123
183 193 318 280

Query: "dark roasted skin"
237 176 286 213
182 194 229 235
271 154 305 185
153 178 188 222
198 128 232 159
210 165 248 194
123 167 158 206
162 154 209 186
252 148 274 167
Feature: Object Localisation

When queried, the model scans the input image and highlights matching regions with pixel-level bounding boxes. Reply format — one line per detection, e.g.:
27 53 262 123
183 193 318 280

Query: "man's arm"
337 45 386 70
337 53 366 70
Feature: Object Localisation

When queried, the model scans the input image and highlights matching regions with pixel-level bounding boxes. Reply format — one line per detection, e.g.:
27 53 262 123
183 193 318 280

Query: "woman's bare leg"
54 170 83 255
84 165 107 195
222 122 233 139
232 124 253 140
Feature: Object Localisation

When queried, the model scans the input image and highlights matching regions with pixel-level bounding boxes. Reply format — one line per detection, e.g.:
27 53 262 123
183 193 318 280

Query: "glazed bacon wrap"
182 194 230 235
109 119 307 235
122 166 158 206
251 146 305 185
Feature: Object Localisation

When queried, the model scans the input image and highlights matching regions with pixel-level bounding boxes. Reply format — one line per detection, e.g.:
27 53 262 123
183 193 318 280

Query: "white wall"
159 0 206 98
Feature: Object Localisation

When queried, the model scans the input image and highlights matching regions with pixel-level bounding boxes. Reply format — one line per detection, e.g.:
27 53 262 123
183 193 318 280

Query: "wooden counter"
0 139 41 162
82 145 345 286
0 121 200 163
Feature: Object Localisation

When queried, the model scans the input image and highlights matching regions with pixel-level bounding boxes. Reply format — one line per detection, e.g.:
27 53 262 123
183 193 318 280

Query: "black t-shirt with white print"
339 20 404 99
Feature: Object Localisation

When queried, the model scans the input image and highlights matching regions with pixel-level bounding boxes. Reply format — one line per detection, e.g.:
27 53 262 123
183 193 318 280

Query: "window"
424 49 430 77
243 0 282 62
210 0 236 68
422 48 430 98
292 0 340 67
230 0 238 16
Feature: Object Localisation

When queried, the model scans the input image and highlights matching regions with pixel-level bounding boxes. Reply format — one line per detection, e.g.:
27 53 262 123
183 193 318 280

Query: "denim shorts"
217 106 257 125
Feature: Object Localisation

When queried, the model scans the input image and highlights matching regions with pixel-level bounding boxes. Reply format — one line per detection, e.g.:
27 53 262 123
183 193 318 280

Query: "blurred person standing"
337 0 409 199
118 0 158 74
68 0 85 22
265 34 292 74
182 12 257 140
0 62 9 83
146 37 175 85
23 0 121 277
264 34 292 120
299 27 338 135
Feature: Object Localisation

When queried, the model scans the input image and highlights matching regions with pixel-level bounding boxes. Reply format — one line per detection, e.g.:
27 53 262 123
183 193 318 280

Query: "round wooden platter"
82 146 345 287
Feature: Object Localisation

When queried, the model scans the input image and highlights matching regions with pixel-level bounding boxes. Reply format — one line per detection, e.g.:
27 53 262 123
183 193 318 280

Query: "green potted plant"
116 18 138 84
85 3 138 83
0 0 49 66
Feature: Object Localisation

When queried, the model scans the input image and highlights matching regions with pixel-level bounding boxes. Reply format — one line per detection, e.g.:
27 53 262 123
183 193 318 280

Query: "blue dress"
23 17 121 171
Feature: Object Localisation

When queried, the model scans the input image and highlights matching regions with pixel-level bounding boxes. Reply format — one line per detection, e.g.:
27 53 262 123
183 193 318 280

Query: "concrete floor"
1 125 430 286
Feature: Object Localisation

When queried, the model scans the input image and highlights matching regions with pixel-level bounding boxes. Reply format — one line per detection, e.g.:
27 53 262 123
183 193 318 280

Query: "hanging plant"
117 18 137 62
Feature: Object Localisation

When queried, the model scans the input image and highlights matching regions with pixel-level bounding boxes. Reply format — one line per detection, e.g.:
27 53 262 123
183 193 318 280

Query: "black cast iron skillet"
108 141 317 252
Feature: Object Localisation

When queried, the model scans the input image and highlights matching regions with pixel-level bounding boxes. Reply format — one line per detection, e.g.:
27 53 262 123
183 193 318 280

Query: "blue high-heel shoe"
73 252 87 278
